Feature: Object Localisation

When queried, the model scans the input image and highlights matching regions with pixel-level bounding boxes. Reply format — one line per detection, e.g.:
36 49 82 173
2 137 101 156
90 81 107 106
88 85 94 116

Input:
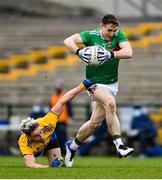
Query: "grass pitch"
0 156 162 179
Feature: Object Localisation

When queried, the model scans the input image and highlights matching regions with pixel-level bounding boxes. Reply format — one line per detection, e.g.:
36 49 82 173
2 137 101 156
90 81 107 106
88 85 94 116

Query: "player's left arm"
114 41 133 59
24 154 49 168
51 80 95 115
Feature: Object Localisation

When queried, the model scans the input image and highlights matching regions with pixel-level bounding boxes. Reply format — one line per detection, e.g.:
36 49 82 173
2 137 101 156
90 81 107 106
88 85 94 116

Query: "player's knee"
105 101 116 113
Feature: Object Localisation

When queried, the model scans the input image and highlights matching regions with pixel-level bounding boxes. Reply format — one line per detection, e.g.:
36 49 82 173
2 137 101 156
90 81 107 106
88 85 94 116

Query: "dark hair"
101 14 119 26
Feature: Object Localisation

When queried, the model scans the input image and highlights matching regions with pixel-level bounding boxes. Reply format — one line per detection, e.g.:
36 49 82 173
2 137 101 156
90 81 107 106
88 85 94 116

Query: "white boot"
117 145 134 158
65 140 76 167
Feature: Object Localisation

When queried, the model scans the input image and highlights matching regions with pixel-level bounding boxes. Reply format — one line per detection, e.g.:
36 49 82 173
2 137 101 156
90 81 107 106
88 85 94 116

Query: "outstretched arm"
51 86 82 115
51 80 95 116
24 154 49 168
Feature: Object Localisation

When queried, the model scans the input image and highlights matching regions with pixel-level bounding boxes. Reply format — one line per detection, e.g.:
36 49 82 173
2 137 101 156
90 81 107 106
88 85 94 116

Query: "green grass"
0 156 162 179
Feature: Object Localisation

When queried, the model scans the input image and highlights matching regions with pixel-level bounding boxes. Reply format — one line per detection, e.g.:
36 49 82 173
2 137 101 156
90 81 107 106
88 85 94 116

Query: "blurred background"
0 0 162 158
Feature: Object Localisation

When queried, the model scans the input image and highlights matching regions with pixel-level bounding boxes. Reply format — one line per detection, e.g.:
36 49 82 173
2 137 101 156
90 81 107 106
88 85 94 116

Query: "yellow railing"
124 22 162 48
0 22 162 81
0 45 78 81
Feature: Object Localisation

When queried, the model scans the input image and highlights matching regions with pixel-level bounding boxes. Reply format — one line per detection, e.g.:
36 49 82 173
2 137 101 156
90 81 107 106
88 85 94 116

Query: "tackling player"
63 13 134 167
18 79 95 168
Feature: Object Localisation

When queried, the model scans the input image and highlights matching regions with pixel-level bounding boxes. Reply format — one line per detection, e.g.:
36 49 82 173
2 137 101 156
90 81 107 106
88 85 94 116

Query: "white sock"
70 139 79 151
113 138 124 150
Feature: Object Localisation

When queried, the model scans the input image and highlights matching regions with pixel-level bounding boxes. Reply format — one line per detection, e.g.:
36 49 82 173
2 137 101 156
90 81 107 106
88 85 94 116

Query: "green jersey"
80 28 128 84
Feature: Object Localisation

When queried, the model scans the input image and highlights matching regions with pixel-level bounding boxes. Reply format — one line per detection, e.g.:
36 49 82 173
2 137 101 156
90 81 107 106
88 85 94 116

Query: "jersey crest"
107 42 112 47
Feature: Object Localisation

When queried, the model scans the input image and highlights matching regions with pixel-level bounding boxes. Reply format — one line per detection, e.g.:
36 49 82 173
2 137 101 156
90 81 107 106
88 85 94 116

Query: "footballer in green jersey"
64 14 134 168
80 29 128 84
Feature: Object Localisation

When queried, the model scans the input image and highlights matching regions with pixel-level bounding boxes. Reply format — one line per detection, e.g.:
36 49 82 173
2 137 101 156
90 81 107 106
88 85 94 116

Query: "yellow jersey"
18 111 58 156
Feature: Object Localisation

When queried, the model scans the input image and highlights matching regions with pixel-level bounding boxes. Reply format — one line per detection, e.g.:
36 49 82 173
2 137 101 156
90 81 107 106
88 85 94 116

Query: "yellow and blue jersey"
18 111 58 156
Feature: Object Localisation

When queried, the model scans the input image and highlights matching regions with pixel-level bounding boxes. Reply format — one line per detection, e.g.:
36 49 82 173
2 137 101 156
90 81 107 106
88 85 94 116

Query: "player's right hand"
76 48 90 65
98 46 114 65
51 158 63 168
79 79 95 90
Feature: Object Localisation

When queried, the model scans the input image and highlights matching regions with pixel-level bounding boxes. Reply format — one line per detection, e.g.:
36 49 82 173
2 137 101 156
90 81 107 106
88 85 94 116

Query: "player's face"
30 127 45 142
100 23 118 41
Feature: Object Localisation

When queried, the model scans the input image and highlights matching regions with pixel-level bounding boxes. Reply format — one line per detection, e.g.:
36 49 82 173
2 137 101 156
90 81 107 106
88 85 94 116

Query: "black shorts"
44 138 60 152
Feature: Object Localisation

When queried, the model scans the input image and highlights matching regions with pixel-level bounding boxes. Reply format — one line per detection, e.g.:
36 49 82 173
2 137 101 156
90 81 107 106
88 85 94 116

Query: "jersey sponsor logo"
42 124 54 133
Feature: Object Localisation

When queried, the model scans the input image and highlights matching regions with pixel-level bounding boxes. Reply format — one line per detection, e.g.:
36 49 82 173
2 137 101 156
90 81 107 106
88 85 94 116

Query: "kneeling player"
18 79 95 168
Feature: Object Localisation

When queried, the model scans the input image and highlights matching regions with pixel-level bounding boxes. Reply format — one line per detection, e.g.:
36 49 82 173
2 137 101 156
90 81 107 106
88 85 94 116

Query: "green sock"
112 135 123 149
74 137 82 145
112 134 121 140
70 137 82 150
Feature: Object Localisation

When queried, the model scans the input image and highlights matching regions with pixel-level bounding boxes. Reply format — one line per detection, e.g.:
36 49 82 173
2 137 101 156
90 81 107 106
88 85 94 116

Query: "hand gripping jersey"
80 28 128 84
18 112 58 156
